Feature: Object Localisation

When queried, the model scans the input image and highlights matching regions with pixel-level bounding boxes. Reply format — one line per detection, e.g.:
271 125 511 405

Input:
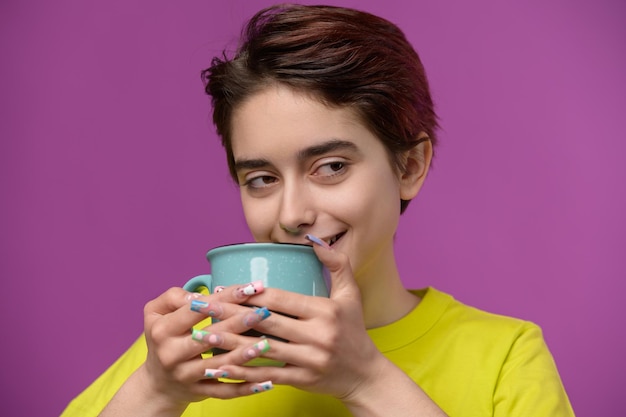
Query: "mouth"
326 231 346 247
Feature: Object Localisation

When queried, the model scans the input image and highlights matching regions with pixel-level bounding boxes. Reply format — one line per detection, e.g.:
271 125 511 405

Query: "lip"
272 231 347 247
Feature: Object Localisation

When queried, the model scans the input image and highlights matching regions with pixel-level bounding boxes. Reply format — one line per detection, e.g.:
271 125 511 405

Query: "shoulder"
420 286 539 329
415 287 547 353
414 288 563 391
403 288 574 416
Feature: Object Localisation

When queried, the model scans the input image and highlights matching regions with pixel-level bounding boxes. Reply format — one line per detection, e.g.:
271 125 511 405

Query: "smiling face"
230 85 427 285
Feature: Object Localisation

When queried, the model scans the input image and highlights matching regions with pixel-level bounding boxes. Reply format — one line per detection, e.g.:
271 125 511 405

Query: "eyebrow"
297 139 359 160
234 139 360 172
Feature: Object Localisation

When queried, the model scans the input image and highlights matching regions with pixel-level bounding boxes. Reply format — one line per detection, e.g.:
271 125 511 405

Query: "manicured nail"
190 300 208 312
190 300 222 317
204 368 229 379
191 329 209 342
214 286 225 293
236 281 264 297
305 234 331 249
185 292 202 301
191 329 222 345
243 306 271 327
251 380 273 393
244 338 271 360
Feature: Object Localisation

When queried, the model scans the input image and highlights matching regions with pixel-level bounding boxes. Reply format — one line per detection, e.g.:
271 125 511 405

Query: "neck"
356 245 420 329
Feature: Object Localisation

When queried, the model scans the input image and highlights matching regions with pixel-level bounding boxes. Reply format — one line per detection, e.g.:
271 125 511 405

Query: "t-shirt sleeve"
493 322 575 416
60 334 148 417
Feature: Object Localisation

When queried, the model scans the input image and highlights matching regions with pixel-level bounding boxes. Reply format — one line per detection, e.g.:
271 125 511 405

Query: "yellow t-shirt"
61 287 575 416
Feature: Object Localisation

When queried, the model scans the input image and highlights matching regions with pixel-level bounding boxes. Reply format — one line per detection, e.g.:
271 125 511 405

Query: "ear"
398 133 433 201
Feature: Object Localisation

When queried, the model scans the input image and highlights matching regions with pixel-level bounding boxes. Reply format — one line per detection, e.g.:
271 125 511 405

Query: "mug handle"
183 274 212 294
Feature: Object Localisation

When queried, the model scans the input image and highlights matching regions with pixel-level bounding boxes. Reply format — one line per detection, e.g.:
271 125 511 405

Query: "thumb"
306 234 360 300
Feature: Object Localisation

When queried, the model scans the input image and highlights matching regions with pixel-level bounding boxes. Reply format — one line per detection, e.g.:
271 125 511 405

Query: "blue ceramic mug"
183 242 329 296
183 242 329 366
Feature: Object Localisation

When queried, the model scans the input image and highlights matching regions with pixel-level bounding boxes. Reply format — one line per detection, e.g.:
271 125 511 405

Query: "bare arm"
99 285 275 417
219 242 448 417
341 355 447 417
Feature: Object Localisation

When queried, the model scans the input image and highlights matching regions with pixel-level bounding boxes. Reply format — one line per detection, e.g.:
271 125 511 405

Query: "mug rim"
207 242 314 257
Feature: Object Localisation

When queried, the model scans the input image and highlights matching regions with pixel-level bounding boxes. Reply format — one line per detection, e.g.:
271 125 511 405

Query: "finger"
144 287 195 329
160 330 250 383
213 338 281 370
144 287 190 317
183 281 268 333
192 307 272 354
242 300 332 347
155 310 274 371
208 281 266 303
190 378 275 399
219 361 310 390
246 286 325 319
149 282 269 340
146 291 247 368
305 234 360 301
230 337 326 370
147 292 227 339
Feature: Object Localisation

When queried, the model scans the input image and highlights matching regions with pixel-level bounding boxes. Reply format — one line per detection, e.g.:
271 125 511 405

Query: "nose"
278 181 315 234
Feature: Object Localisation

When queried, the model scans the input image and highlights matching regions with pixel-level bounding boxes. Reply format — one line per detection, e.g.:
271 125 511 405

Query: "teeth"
328 234 342 246
321 233 344 246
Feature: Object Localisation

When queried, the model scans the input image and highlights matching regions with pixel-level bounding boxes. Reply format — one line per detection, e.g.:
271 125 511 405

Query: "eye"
243 175 278 189
314 160 348 178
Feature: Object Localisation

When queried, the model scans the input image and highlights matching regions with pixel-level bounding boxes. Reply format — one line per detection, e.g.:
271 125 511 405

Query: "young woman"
62 4 574 416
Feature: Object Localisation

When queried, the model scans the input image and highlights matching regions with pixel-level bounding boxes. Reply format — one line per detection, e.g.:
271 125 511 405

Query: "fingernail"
191 329 222 346
190 300 223 317
243 306 271 327
214 286 225 293
251 380 273 393
191 329 209 342
244 338 271 360
185 292 202 301
204 368 229 379
305 234 331 249
190 300 208 312
236 281 264 297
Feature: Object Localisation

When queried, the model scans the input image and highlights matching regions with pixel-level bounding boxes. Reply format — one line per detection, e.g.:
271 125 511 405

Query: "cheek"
240 195 275 240
358 169 402 209
352 170 402 231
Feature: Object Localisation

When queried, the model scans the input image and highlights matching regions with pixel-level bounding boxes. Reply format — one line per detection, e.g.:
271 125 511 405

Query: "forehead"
230 85 373 158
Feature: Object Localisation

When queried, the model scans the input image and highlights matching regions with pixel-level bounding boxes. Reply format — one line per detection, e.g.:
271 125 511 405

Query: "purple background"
1 1 624 415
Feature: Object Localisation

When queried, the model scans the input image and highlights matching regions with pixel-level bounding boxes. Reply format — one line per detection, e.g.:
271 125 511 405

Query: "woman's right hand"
99 282 273 417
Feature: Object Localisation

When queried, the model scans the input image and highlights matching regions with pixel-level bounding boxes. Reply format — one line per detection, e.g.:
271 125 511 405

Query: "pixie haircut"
202 4 438 213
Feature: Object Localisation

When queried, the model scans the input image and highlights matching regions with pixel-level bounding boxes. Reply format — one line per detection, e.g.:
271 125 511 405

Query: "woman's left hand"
217 242 387 400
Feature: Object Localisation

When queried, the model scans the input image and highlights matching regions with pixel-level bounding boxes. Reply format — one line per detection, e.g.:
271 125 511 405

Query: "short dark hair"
202 4 438 213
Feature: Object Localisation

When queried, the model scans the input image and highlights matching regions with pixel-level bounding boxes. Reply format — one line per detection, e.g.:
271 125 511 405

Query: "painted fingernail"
190 300 223 317
190 300 208 312
243 306 271 327
214 286 225 293
185 292 202 301
305 234 331 249
251 380 273 393
191 329 222 345
204 368 229 379
244 338 271 360
236 281 264 297
191 329 209 342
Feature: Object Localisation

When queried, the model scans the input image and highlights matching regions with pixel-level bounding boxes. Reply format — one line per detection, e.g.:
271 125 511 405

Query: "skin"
99 85 446 416
231 84 421 328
